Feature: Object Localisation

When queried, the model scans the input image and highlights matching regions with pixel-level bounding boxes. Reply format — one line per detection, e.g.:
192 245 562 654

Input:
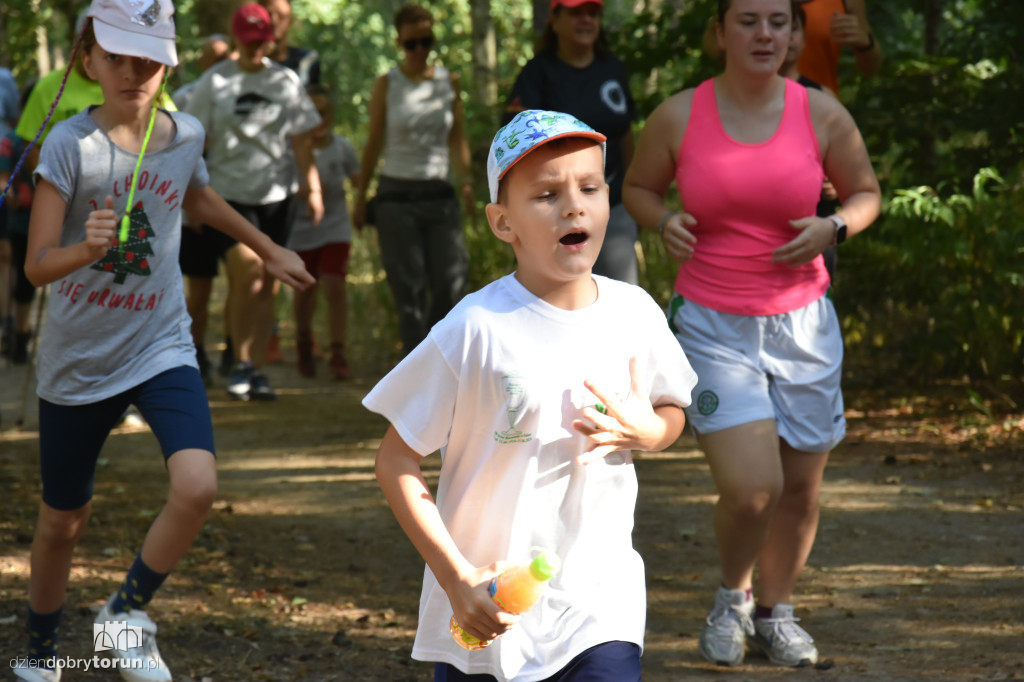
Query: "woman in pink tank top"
623 0 880 669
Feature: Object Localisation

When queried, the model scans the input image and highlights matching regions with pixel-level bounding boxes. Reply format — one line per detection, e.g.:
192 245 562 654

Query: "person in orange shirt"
796 0 882 95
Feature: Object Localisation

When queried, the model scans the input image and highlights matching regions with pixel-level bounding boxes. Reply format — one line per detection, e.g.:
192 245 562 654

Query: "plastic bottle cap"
530 551 561 581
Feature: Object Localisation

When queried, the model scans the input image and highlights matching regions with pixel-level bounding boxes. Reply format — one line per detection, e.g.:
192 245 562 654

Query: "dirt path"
2 361 1022 681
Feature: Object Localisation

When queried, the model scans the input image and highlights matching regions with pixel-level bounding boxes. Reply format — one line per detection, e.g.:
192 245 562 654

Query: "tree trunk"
469 0 498 110
918 0 943 174
533 0 548 37
923 0 942 57
469 0 499 169
33 0 50 75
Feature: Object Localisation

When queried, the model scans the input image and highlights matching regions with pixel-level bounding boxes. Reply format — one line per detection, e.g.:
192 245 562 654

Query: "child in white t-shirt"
364 110 698 681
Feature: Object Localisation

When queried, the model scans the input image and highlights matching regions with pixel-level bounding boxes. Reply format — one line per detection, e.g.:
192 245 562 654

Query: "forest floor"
1 352 1022 682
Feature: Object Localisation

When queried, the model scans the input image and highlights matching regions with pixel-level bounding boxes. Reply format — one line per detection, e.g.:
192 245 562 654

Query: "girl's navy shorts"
38 365 215 511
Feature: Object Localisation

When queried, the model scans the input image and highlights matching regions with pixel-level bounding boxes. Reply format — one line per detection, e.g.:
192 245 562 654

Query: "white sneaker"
11 660 61 682
698 586 754 666
94 596 172 682
750 603 819 667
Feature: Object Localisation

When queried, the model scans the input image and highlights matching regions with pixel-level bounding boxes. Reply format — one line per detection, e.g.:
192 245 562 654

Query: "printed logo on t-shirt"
92 202 155 284
697 390 719 416
235 92 283 124
495 372 533 444
600 80 628 115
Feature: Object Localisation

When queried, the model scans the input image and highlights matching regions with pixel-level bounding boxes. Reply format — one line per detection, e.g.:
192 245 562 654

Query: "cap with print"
232 3 275 45
88 0 178 67
487 109 606 203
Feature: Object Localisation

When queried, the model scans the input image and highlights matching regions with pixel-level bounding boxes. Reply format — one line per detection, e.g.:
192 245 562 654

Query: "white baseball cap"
88 0 178 67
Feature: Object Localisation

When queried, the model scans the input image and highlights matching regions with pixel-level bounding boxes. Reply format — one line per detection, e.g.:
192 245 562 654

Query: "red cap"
550 0 603 9
231 3 274 44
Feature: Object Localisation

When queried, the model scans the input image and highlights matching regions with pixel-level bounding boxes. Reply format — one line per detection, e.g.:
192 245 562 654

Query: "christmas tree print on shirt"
92 202 155 284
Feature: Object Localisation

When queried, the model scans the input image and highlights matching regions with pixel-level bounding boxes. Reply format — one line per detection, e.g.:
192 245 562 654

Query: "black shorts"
178 196 299 278
9 231 35 304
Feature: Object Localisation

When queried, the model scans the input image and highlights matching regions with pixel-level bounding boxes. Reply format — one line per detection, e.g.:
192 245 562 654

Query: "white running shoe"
94 596 172 682
750 603 819 667
699 586 754 666
12 660 61 682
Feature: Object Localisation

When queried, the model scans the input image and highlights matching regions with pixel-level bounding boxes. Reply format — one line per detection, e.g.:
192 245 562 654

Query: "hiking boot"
12 659 61 682
266 330 284 365
194 345 212 385
249 370 276 401
296 333 316 378
12 330 31 365
218 337 235 378
227 362 254 400
699 586 754 666
328 343 351 380
1 315 13 358
94 594 172 681
750 603 818 667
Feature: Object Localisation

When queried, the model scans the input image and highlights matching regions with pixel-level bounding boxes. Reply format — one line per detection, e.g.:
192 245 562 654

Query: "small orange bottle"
450 550 561 651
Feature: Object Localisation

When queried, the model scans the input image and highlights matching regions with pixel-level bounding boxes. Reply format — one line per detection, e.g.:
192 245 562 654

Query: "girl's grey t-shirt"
33 108 209 405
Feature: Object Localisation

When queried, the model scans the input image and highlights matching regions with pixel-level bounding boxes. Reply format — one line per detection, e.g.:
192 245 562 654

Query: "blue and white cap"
487 110 606 203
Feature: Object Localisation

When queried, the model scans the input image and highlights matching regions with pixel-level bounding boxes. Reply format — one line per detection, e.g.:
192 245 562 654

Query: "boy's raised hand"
263 244 315 291
447 562 518 644
84 195 118 259
573 356 665 465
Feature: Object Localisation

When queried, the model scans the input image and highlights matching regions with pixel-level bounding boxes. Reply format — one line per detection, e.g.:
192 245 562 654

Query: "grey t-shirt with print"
34 108 209 405
185 58 320 206
287 135 360 252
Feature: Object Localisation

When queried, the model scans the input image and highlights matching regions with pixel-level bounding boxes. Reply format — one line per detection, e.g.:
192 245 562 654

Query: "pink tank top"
674 78 829 316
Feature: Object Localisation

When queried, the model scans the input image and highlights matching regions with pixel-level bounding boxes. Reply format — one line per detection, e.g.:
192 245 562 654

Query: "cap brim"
93 20 178 67
497 130 607 182
554 0 604 9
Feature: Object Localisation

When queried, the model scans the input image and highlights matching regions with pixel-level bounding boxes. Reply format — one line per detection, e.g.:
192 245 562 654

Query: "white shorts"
668 294 845 453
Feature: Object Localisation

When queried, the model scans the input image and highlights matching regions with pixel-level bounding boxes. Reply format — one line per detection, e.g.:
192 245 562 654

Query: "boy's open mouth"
560 231 587 246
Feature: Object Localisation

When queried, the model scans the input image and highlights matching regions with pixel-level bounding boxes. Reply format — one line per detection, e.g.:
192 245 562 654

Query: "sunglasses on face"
402 35 436 51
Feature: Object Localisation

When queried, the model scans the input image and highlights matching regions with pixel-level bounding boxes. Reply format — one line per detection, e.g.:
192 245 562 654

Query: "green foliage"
6 0 1022 382
837 165 1024 382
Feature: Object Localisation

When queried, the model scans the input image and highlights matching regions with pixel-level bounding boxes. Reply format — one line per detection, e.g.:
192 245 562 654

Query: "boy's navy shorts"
434 641 640 682
38 365 215 511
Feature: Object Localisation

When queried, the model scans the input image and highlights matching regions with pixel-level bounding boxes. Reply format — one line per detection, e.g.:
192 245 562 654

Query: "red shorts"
298 242 351 279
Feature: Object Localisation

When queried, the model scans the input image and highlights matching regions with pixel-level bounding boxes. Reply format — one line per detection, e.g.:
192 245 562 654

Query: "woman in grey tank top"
353 3 472 356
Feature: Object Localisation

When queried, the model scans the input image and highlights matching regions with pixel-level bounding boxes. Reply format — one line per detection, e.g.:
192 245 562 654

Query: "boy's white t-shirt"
363 274 698 681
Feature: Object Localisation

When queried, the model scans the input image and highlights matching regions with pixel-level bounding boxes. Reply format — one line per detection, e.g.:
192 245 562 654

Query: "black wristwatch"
828 214 847 245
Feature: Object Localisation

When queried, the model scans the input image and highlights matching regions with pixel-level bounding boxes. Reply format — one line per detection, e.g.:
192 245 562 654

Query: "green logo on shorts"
697 390 719 415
